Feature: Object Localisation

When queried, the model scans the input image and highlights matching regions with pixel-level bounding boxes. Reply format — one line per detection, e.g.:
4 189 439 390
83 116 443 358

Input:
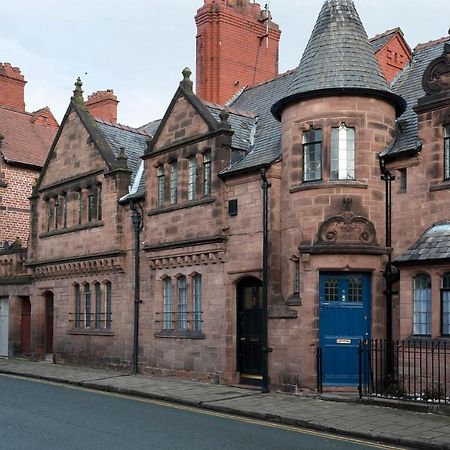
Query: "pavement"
0 358 449 450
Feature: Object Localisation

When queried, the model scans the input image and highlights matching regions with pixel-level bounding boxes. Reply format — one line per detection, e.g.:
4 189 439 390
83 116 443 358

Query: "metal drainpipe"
130 200 142 375
380 158 395 384
260 167 271 393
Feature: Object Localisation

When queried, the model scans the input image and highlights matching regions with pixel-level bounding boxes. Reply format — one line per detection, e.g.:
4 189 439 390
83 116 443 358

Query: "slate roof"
370 28 400 53
223 70 295 174
95 118 150 187
139 119 162 135
383 37 450 159
206 102 257 153
272 0 404 119
396 223 450 263
0 107 56 168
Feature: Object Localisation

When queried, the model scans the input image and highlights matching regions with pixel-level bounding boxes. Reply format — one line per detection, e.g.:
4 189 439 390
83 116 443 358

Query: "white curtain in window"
413 275 431 336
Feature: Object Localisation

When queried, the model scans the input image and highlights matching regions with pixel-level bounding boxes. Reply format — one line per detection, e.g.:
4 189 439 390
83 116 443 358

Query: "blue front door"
319 273 371 386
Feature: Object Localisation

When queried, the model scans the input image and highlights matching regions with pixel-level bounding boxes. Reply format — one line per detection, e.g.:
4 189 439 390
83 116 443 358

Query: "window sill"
67 328 114 336
40 221 104 238
429 180 450 192
148 197 215 216
290 180 368 193
154 329 205 339
286 294 302 306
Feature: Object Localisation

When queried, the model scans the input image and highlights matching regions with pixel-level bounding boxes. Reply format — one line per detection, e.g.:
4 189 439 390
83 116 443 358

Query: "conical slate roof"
272 0 405 119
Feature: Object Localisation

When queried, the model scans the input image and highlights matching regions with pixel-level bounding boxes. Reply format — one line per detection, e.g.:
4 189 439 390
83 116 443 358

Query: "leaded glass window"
54 198 60 229
95 283 102 328
97 185 102 221
188 157 197 200
348 278 362 303
444 126 450 180
78 190 83 225
62 193 68 228
324 279 339 302
170 161 178 205
441 273 450 336
193 274 202 331
302 128 322 182
413 274 432 336
87 189 95 222
105 281 112 330
163 278 172 330
84 284 91 328
74 284 81 328
177 276 187 330
157 166 165 207
331 124 355 180
203 151 211 196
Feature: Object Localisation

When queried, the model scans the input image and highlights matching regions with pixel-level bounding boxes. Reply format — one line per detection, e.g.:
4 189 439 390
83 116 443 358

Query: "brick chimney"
0 63 26 111
195 0 281 104
86 89 119 122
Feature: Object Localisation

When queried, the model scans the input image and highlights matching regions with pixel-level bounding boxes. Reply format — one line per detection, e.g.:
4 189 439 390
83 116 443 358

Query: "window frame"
444 125 450 180
302 128 322 182
84 284 91 328
413 274 432 336
170 161 178 205
177 276 188 330
203 150 212 197
74 284 81 328
441 273 450 336
193 274 202 331
188 156 197 200
330 123 355 181
163 277 173 330
157 165 165 207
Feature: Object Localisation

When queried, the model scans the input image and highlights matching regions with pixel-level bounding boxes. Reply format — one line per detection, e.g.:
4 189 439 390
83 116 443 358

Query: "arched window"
157 166 165 207
413 274 432 336
203 151 211 196
94 282 102 328
177 276 187 330
330 123 355 180
74 284 81 328
441 273 450 336
84 284 91 328
163 278 172 330
170 161 178 205
302 128 322 182
105 281 112 330
193 274 202 331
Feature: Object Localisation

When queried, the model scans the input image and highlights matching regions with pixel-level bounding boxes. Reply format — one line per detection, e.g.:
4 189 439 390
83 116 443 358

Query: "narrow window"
302 128 322 182
331 123 355 180
413 274 432 336
157 166 165 207
444 126 450 180
95 283 102 329
62 193 68 228
163 278 172 330
188 156 197 200
203 150 212 196
441 273 450 336
54 198 60 230
177 276 187 330
88 189 95 222
46 200 53 232
97 185 102 221
78 191 83 225
74 284 81 328
170 161 178 205
84 284 91 328
293 258 300 295
398 168 407 193
193 274 202 331
105 281 112 330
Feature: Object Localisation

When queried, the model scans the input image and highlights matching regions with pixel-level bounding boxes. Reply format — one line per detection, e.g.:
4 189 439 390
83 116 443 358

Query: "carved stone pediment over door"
301 196 382 255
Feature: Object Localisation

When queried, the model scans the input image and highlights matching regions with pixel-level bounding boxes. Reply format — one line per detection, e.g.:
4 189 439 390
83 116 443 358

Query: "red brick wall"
0 63 26 112
375 34 411 83
0 160 38 247
195 0 281 104
86 90 118 123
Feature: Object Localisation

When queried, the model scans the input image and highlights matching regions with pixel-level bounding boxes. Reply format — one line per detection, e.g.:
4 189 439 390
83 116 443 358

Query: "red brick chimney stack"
195 0 281 105
0 63 27 111
86 89 119 123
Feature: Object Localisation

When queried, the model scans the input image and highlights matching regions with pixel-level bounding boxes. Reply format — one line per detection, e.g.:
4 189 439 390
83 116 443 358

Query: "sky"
2 0 449 128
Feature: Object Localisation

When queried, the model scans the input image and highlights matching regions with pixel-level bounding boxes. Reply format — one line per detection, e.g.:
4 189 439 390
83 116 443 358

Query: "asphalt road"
0 374 400 450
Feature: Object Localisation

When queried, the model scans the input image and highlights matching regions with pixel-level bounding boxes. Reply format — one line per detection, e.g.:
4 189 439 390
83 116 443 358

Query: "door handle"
240 337 246 342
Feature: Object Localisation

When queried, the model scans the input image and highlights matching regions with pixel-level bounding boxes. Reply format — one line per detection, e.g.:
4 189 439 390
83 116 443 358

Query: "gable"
153 95 212 151
39 109 108 190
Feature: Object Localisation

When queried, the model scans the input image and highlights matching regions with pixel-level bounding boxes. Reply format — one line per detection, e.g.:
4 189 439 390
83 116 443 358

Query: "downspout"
130 200 143 375
260 167 271 393
379 157 395 384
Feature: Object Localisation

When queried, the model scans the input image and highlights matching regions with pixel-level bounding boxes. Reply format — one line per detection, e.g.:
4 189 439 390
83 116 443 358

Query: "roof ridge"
95 117 152 136
369 27 401 42
204 101 257 119
0 105 33 117
414 35 450 51
245 69 296 91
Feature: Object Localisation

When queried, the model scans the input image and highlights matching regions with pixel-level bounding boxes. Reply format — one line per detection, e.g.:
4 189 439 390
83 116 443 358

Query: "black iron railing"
69 312 112 330
155 311 203 332
359 339 449 404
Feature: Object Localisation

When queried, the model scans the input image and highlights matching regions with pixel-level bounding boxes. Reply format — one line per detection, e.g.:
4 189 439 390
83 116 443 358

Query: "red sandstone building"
1 0 450 392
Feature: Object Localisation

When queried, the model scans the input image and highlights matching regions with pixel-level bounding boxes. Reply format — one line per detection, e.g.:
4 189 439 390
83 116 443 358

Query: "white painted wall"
0 298 9 357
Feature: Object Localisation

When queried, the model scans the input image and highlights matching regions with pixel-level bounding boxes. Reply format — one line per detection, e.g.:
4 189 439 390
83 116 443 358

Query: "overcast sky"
2 0 449 127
